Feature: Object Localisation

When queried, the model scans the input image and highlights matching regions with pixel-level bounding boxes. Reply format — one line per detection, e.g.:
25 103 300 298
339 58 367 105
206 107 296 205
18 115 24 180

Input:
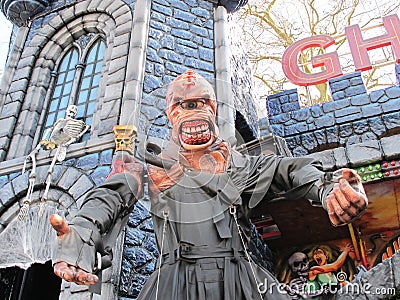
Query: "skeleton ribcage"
50 119 86 145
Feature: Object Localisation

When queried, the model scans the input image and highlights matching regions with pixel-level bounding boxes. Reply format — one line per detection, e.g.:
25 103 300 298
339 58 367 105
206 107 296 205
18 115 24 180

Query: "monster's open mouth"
316 257 323 265
179 120 212 145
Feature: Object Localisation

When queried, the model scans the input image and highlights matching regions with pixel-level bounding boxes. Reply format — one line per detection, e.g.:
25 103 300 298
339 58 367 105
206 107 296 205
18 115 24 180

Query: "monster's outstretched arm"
51 153 143 286
242 155 368 227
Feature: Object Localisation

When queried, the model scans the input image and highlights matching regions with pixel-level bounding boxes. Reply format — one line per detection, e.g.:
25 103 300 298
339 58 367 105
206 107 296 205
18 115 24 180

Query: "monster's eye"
179 99 205 110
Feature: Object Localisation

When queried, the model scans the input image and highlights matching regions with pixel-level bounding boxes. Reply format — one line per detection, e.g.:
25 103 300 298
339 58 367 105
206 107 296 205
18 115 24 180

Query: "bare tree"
237 0 400 105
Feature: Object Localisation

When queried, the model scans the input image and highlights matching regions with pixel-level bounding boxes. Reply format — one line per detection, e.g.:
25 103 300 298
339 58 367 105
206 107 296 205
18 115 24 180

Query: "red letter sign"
282 35 342 86
346 14 400 71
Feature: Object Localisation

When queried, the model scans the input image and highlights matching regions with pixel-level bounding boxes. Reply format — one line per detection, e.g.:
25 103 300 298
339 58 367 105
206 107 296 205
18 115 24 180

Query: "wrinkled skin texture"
51 70 367 286
166 69 219 152
325 169 367 226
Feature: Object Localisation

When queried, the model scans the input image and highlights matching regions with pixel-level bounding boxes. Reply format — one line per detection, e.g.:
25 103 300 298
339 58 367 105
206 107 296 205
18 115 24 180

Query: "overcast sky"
0 13 12 71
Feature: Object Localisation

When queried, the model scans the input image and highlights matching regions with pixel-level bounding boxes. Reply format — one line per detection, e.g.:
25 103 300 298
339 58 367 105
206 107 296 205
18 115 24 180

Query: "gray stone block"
91 166 110 186
353 119 369 134
150 20 171 33
393 252 400 287
69 175 94 200
0 183 15 206
1 102 21 119
381 135 400 159
75 153 99 171
58 193 76 210
307 149 335 170
385 86 400 99
323 98 350 112
281 102 300 113
351 94 370 106
291 108 311 121
369 117 386 136
369 89 386 103
284 122 307 135
339 123 353 137
333 147 349 168
191 7 211 18
346 140 382 166
174 10 196 22
382 98 400 113
345 134 359 144
0 117 17 137
11 172 29 197
345 85 367 97
315 114 335 129
270 124 284 136
361 103 382 118
58 168 82 190
383 112 400 130
310 105 324 117
326 126 339 144
360 132 377 143
329 78 350 92
332 90 346 101
301 132 317 151
334 106 360 118
292 146 308 157
396 64 400 85
336 113 362 124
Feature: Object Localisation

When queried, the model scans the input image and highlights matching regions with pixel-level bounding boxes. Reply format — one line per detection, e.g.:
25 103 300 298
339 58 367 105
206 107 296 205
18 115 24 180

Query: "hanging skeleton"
19 105 90 220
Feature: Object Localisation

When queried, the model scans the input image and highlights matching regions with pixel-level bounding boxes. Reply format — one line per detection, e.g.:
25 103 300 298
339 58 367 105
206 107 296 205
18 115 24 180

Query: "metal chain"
230 205 264 300
155 210 168 300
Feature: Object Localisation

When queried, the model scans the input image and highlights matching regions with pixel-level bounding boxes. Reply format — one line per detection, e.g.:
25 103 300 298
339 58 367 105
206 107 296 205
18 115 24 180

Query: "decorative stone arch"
0 165 94 269
6 0 134 159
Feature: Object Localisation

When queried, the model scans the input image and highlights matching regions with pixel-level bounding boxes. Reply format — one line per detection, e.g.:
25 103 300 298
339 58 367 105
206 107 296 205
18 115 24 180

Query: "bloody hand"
325 169 368 226
50 214 99 286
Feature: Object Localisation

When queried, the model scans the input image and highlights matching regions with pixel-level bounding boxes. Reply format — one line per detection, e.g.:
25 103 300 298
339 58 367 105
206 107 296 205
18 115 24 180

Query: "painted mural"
275 230 400 299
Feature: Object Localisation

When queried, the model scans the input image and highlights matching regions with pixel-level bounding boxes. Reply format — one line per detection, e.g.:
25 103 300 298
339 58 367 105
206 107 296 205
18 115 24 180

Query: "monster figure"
19 105 90 220
50 70 368 299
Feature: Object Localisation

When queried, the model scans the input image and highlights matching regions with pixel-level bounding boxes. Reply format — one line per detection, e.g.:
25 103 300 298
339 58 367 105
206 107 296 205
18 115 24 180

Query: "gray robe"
53 149 334 300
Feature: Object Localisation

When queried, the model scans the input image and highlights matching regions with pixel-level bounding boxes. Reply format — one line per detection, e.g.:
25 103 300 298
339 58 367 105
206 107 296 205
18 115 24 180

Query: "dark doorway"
0 261 61 300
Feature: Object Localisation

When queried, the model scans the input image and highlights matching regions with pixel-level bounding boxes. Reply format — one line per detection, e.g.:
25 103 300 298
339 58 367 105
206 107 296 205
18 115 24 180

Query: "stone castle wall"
261 66 400 170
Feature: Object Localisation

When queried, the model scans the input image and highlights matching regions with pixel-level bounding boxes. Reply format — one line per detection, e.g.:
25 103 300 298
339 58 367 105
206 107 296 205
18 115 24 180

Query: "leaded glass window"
76 40 105 141
42 48 78 138
41 36 105 142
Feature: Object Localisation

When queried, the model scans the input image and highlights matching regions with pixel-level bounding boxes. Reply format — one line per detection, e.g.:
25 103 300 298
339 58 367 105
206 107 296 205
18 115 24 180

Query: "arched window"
76 40 106 141
41 36 106 142
42 48 79 138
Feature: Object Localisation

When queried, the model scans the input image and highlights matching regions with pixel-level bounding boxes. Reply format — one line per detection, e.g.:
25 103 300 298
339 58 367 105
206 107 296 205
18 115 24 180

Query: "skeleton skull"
66 105 78 118
288 252 309 274
166 70 219 151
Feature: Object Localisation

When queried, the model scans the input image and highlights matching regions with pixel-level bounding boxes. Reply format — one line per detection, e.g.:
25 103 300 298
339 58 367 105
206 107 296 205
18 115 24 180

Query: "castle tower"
0 1 267 299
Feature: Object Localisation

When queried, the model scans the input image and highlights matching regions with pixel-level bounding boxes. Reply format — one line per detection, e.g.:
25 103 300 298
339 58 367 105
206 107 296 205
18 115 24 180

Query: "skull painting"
288 252 309 274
